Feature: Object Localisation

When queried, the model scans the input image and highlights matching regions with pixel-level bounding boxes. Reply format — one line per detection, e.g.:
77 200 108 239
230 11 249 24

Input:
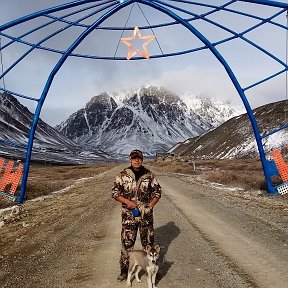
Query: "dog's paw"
136 279 142 283
127 283 132 287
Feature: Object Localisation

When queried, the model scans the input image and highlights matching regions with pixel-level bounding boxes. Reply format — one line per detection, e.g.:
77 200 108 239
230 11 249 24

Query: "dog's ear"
145 245 151 252
154 245 160 253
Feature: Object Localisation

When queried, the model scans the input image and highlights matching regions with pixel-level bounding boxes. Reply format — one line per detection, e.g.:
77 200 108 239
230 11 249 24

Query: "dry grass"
149 159 267 190
0 163 118 209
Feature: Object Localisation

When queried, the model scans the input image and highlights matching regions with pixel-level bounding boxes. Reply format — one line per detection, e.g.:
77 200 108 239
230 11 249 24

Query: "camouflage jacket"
112 166 162 206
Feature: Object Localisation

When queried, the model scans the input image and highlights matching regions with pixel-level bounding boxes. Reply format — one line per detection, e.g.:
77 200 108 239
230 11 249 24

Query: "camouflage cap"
129 149 143 159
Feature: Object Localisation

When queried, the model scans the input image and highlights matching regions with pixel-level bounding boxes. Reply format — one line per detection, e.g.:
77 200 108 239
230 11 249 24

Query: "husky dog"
127 245 160 288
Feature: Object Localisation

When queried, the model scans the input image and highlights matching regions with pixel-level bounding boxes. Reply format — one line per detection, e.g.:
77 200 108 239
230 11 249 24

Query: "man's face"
130 157 143 170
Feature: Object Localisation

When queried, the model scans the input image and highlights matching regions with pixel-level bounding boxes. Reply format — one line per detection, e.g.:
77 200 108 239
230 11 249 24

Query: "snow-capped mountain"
3 88 284 162
0 93 76 149
182 95 243 127
56 86 240 155
170 100 288 159
0 92 110 163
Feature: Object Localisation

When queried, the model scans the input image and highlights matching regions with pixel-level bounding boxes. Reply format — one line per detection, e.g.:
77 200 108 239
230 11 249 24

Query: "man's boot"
117 269 128 282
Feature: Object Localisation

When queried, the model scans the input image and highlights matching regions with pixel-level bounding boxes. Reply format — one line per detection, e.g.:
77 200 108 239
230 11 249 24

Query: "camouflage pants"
119 207 154 273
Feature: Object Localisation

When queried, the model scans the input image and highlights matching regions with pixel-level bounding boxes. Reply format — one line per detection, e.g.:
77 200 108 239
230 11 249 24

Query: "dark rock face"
105 107 134 132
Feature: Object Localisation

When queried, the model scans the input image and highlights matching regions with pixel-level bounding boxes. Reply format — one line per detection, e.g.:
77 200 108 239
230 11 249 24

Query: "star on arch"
120 26 155 60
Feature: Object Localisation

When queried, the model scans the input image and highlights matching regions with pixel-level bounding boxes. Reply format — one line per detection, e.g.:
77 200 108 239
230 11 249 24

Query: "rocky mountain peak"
86 92 117 110
56 86 239 155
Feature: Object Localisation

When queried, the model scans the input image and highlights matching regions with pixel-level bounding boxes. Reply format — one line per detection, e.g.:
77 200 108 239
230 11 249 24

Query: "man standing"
112 149 162 282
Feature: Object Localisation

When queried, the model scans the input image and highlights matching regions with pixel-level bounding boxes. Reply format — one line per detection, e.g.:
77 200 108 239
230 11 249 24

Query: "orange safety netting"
0 158 23 195
271 149 288 182
0 158 5 171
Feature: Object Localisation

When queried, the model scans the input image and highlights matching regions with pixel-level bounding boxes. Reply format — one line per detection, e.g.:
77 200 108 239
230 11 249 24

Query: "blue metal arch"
0 0 287 202
1 2 286 63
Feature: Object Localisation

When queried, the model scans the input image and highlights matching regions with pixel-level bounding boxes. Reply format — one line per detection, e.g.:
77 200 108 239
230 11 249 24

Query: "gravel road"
0 164 287 288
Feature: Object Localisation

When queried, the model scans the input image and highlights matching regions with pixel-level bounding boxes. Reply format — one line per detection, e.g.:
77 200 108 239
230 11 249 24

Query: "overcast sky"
0 0 287 126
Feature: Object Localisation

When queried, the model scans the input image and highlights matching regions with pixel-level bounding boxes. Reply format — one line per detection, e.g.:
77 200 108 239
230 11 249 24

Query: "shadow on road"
155 221 180 280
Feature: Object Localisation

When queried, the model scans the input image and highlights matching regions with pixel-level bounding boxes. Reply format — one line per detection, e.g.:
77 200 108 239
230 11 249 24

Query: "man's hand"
126 200 137 209
146 197 159 209
115 195 137 209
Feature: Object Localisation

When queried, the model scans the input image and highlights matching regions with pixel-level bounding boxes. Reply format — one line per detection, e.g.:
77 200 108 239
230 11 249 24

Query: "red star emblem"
120 26 155 60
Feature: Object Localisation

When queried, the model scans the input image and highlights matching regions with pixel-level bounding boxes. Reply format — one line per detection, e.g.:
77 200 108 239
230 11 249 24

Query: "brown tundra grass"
0 163 118 209
149 158 282 191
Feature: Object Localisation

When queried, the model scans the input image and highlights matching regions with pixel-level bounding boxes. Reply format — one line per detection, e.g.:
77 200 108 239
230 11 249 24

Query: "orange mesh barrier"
9 164 23 195
271 149 288 182
0 159 23 195
0 158 5 171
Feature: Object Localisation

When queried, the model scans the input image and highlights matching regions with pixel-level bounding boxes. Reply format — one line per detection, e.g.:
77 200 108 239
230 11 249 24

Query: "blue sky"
0 0 287 126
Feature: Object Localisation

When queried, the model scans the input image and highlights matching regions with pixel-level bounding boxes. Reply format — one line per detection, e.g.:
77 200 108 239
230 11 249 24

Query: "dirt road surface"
1 164 287 288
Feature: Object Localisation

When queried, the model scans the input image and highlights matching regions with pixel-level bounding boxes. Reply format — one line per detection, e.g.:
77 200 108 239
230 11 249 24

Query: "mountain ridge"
169 100 288 159
0 92 110 163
